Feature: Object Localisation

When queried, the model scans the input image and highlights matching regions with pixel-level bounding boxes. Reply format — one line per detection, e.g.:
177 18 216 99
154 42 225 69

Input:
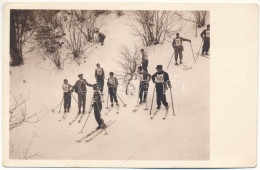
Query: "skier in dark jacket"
72 74 94 114
140 49 149 72
137 66 151 104
107 72 119 107
62 79 73 113
95 63 105 96
201 24 210 55
152 65 171 110
172 33 191 65
92 84 106 130
98 32 106 46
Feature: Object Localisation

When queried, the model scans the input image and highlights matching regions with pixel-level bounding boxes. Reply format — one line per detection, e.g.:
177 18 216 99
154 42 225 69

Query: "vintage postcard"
2 2 258 168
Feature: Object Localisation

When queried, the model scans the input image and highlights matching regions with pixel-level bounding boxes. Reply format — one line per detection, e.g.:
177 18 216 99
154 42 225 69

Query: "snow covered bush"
128 10 181 46
10 10 37 66
9 94 44 131
116 45 141 95
35 10 65 69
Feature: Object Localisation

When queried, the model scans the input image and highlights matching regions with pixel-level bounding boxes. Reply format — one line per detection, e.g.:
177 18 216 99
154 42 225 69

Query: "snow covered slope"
10 12 210 160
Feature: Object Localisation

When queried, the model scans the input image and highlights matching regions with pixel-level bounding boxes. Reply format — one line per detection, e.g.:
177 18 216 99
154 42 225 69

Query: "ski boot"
64 109 66 113
110 103 114 107
156 105 161 110
180 60 183 64
175 62 179 66
165 105 169 110
67 108 70 113
78 110 81 114
96 124 102 130
116 102 119 107
139 100 143 105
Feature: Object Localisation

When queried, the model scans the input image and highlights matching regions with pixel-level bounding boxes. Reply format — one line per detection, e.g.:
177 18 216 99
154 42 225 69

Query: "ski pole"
149 85 156 115
116 94 127 107
190 42 196 63
58 98 64 113
88 99 94 113
166 51 174 70
106 92 110 109
71 94 78 104
169 87 175 116
144 82 149 110
79 111 91 134
51 90 74 113
196 39 203 61
136 81 141 107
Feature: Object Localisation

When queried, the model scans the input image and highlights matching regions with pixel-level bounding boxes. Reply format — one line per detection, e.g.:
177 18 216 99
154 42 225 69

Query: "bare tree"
128 10 181 46
9 94 45 131
35 10 65 69
175 11 209 37
116 45 141 95
63 11 88 59
10 10 37 66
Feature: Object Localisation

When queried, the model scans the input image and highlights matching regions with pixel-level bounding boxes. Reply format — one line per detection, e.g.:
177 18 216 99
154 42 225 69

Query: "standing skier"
62 79 73 113
95 63 105 96
201 24 210 55
140 49 149 72
172 33 191 65
72 74 94 114
92 84 106 130
107 72 119 107
137 66 151 104
98 32 106 46
152 65 171 110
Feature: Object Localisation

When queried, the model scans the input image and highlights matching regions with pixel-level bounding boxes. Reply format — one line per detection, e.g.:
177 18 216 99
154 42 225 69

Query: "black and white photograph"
2 2 258 169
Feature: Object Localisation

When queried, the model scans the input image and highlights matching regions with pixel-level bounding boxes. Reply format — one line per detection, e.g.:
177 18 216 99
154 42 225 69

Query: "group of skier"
59 24 210 130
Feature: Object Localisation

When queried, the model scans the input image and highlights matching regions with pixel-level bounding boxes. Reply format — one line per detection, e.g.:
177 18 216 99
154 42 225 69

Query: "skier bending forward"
152 65 172 110
92 84 106 130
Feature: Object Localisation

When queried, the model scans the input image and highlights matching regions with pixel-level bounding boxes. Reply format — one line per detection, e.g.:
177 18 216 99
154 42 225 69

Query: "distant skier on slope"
62 79 73 113
95 63 105 96
137 66 151 104
140 49 149 72
98 32 106 46
92 84 106 130
201 24 210 55
107 72 119 107
72 74 94 114
172 33 191 65
152 65 171 110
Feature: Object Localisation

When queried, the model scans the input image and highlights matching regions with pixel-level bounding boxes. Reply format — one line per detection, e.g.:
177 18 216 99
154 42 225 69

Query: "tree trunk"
10 11 23 66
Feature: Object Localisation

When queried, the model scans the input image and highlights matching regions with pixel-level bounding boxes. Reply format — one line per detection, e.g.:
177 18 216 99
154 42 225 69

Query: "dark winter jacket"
152 71 171 92
93 91 102 103
172 37 190 48
73 79 93 94
201 29 210 42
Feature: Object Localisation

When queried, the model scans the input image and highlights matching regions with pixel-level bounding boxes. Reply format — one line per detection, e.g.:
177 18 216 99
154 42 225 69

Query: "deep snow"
10 12 209 160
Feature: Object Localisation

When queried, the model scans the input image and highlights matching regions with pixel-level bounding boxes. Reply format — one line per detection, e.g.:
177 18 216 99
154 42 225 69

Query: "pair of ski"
175 64 192 70
150 103 171 120
68 108 93 125
76 120 116 143
132 102 148 112
104 105 119 115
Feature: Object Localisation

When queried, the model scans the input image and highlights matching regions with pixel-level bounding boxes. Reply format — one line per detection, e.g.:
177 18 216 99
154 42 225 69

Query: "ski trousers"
202 40 210 54
139 81 149 101
174 46 183 61
108 87 118 103
96 77 104 93
93 102 104 126
77 92 86 112
142 60 149 72
63 92 71 109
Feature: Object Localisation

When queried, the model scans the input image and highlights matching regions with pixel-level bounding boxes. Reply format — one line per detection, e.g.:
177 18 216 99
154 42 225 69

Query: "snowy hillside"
10 11 209 160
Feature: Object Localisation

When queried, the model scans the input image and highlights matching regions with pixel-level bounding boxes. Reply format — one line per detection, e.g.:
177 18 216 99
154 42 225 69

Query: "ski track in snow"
10 12 210 160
